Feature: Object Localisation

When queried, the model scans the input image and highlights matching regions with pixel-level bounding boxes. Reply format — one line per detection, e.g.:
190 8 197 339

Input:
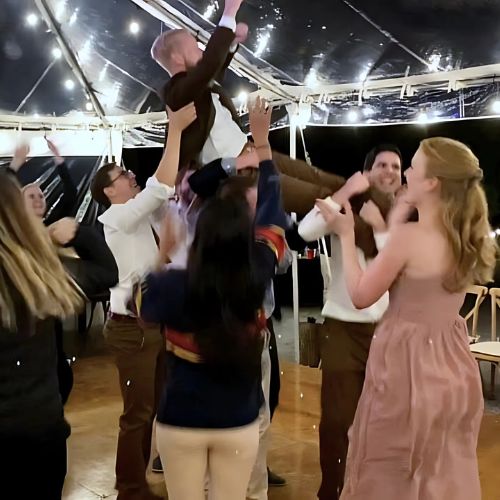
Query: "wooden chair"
470 288 500 399
463 285 488 344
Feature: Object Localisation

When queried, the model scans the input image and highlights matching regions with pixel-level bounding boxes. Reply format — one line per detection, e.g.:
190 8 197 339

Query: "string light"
417 112 429 123
427 53 441 72
129 21 140 35
26 13 39 27
237 91 248 104
52 47 62 59
255 30 271 58
491 100 500 114
69 9 78 25
202 2 218 20
347 109 359 123
64 79 75 91
85 102 93 111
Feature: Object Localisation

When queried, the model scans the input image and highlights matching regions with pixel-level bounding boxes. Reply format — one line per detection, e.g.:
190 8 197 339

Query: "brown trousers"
271 151 345 216
104 317 166 500
317 318 376 500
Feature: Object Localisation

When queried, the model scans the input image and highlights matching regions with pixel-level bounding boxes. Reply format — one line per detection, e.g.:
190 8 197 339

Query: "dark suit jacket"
161 26 242 168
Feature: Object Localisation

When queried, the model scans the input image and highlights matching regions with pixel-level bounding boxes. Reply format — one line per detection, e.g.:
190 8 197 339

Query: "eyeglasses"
108 169 132 185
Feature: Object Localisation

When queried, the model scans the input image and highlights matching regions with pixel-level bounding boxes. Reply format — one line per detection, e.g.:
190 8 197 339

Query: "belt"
109 312 137 322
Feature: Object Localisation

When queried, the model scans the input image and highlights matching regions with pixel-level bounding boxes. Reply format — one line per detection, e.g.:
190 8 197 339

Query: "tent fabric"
1 0 500 127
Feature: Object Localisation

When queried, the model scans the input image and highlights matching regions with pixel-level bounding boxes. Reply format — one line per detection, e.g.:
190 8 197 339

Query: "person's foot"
268 467 286 487
152 456 163 473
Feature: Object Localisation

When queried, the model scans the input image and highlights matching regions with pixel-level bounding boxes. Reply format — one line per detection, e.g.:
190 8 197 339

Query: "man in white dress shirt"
298 144 403 500
90 104 196 500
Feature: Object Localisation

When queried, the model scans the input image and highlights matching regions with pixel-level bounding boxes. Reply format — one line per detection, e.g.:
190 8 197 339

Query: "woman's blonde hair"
420 137 498 291
0 174 82 329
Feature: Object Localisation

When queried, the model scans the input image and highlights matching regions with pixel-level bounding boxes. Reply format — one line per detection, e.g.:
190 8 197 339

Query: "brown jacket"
160 26 241 167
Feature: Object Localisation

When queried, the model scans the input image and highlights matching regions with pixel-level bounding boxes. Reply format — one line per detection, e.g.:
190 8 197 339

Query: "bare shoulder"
388 222 421 243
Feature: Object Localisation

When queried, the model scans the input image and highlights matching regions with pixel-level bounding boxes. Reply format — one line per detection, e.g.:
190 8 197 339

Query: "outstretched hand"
316 199 355 237
167 103 197 132
249 96 272 147
45 137 65 165
9 143 30 172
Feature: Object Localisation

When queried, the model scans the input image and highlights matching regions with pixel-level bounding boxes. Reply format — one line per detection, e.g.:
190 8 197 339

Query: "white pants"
156 420 259 500
247 332 271 500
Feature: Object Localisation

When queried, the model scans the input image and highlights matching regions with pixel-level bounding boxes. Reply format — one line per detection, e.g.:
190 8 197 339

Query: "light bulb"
85 102 93 111
347 110 359 123
52 47 62 59
26 13 39 27
491 100 500 114
129 21 140 35
64 79 75 91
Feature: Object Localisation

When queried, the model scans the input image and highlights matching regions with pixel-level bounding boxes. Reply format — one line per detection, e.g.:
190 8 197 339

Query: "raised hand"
235 22 248 44
388 186 415 228
45 137 64 165
9 143 30 172
167 103 197 132
316 199 355 237
360 200 386 233
249 96 272 147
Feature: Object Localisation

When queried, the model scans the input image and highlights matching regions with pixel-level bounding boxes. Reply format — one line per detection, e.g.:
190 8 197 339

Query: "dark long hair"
186 196 266 375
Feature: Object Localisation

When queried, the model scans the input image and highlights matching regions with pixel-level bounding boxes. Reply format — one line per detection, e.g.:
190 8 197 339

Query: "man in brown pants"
299 144 403 499
90 106 195 500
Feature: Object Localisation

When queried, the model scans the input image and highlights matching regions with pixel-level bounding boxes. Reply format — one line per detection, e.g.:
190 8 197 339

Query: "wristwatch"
221 157 237 177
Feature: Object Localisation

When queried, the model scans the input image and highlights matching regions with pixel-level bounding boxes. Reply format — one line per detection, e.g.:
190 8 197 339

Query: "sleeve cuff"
146 176 175 197
219 15 236 32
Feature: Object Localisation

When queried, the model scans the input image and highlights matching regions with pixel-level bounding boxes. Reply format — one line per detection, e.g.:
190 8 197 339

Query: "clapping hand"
316 199 355 237
360 200 386 233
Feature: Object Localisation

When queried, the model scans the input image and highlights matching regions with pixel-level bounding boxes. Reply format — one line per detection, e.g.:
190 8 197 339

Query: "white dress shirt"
98 177 174 315
298 201 389 323
198 15 248 165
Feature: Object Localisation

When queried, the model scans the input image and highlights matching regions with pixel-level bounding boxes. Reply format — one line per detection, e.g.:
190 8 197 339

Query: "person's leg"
104 318 163 499
247 337 272 500
156 423 208 500
317 319 375 500
267 319 280 419
54 319 73 405
208 421 260 500
272 151 346 216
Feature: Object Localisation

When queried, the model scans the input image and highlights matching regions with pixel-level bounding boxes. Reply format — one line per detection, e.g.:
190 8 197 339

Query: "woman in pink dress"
317 137 498 500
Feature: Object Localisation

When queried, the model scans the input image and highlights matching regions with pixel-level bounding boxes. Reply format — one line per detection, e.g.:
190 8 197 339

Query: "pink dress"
340 276 483 500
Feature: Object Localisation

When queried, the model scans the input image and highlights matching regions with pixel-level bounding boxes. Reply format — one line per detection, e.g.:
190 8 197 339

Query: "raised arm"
166 0 244 107
155 103 197 187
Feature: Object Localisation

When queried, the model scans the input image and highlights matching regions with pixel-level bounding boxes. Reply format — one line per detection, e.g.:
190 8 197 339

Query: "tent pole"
288 106 300 364
34 0 108 127
15 60 56 113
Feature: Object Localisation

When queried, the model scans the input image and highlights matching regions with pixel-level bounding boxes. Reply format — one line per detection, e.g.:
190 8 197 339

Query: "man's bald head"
151 29 202 75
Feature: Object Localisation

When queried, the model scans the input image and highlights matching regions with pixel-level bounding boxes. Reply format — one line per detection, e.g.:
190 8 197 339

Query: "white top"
321 234 389 323
199 93 248 165
298 200 389 323
98 177 174 315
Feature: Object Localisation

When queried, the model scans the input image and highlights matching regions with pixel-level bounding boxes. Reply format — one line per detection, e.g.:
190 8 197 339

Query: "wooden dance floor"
63 355 500 499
